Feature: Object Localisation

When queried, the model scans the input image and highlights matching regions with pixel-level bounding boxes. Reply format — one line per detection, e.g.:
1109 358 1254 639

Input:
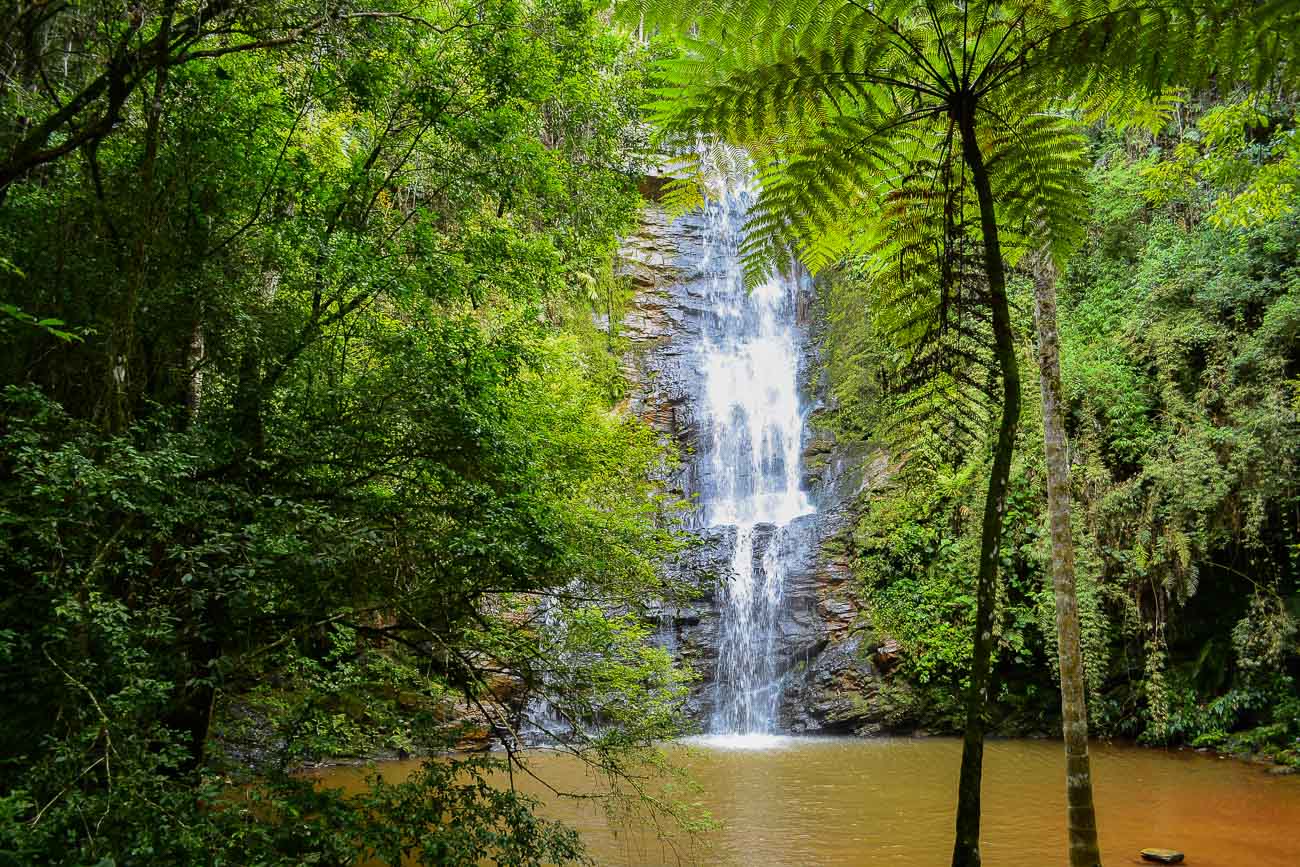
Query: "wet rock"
818 596 855 623
618 200 903 733
663 525 734 598
483 673 525 704
647 524 733 709
659 607 704 626
1140 849 1185 863
780 633 909 734
454 723 494 752
873 638 902 671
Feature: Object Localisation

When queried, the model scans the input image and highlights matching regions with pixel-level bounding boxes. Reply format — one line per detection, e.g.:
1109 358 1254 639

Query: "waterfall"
695 167 815 737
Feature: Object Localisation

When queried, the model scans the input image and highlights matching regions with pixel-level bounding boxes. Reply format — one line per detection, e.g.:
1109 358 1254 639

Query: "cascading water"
695 165 815 737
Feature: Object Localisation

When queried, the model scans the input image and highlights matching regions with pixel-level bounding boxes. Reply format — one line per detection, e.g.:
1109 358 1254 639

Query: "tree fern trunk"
952 105 1021 867
1032 259 1103 867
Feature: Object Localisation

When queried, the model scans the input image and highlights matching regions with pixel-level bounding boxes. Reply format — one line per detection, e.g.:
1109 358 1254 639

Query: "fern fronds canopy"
632 0 1296 448
635 0 1298 278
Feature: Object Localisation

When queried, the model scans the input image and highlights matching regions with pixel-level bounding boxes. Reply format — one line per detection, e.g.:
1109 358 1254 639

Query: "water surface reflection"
319 737 1300 866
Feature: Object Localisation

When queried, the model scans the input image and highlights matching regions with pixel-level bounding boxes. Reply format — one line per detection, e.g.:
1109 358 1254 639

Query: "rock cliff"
618 201 904 735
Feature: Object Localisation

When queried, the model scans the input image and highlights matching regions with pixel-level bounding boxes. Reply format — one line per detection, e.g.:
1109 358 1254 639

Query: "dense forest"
823 99 1300 753
1 0 1297 865
1 2 696 863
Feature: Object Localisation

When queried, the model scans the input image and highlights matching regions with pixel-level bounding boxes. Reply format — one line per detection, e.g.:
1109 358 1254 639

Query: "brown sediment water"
316 735 1300 866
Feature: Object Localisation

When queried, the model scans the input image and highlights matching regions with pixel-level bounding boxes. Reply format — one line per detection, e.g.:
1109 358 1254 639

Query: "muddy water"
317 735 1300 866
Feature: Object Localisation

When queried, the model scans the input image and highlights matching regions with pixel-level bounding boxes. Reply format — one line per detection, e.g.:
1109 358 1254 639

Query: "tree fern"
631 1 1298 865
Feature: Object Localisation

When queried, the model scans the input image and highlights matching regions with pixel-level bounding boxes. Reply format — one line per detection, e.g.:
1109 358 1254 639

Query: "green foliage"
0 304 87 344
824 94 1300 748
852 463 982 686
1233 593 1300 686
0 0 701 863
1142 96 1300 228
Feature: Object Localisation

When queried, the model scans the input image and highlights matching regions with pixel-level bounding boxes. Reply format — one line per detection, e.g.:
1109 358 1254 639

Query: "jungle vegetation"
1 1 700 864
822 91 1300 761
0 0 1297 865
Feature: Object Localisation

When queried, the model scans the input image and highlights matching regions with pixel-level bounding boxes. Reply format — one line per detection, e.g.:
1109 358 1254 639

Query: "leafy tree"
0 0 416 201
0 0 700 863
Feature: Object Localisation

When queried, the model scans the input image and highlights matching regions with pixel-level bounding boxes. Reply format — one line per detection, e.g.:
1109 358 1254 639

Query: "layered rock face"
618 201 898 735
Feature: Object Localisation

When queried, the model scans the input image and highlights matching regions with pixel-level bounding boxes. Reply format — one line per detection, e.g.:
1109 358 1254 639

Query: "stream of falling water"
697 168 814 737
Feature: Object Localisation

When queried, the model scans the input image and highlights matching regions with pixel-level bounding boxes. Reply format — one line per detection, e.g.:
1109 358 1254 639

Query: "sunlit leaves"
0 0 685 863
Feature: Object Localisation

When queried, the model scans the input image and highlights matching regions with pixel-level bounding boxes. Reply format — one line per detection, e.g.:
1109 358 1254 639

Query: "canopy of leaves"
822 95 1300 753
0 1 699 863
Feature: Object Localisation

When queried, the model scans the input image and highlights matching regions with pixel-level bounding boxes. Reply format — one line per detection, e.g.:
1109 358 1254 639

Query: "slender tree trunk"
1031 257 1103 867
184 318 205 422
952 102 1021 867
98 1 175 433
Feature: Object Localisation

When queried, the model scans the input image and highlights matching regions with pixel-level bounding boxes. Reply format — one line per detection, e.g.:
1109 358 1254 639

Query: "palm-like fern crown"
632 0 1297 459
639 0 1090 459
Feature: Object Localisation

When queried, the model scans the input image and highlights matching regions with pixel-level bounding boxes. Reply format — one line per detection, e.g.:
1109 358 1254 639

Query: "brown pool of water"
317 734 1300 866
